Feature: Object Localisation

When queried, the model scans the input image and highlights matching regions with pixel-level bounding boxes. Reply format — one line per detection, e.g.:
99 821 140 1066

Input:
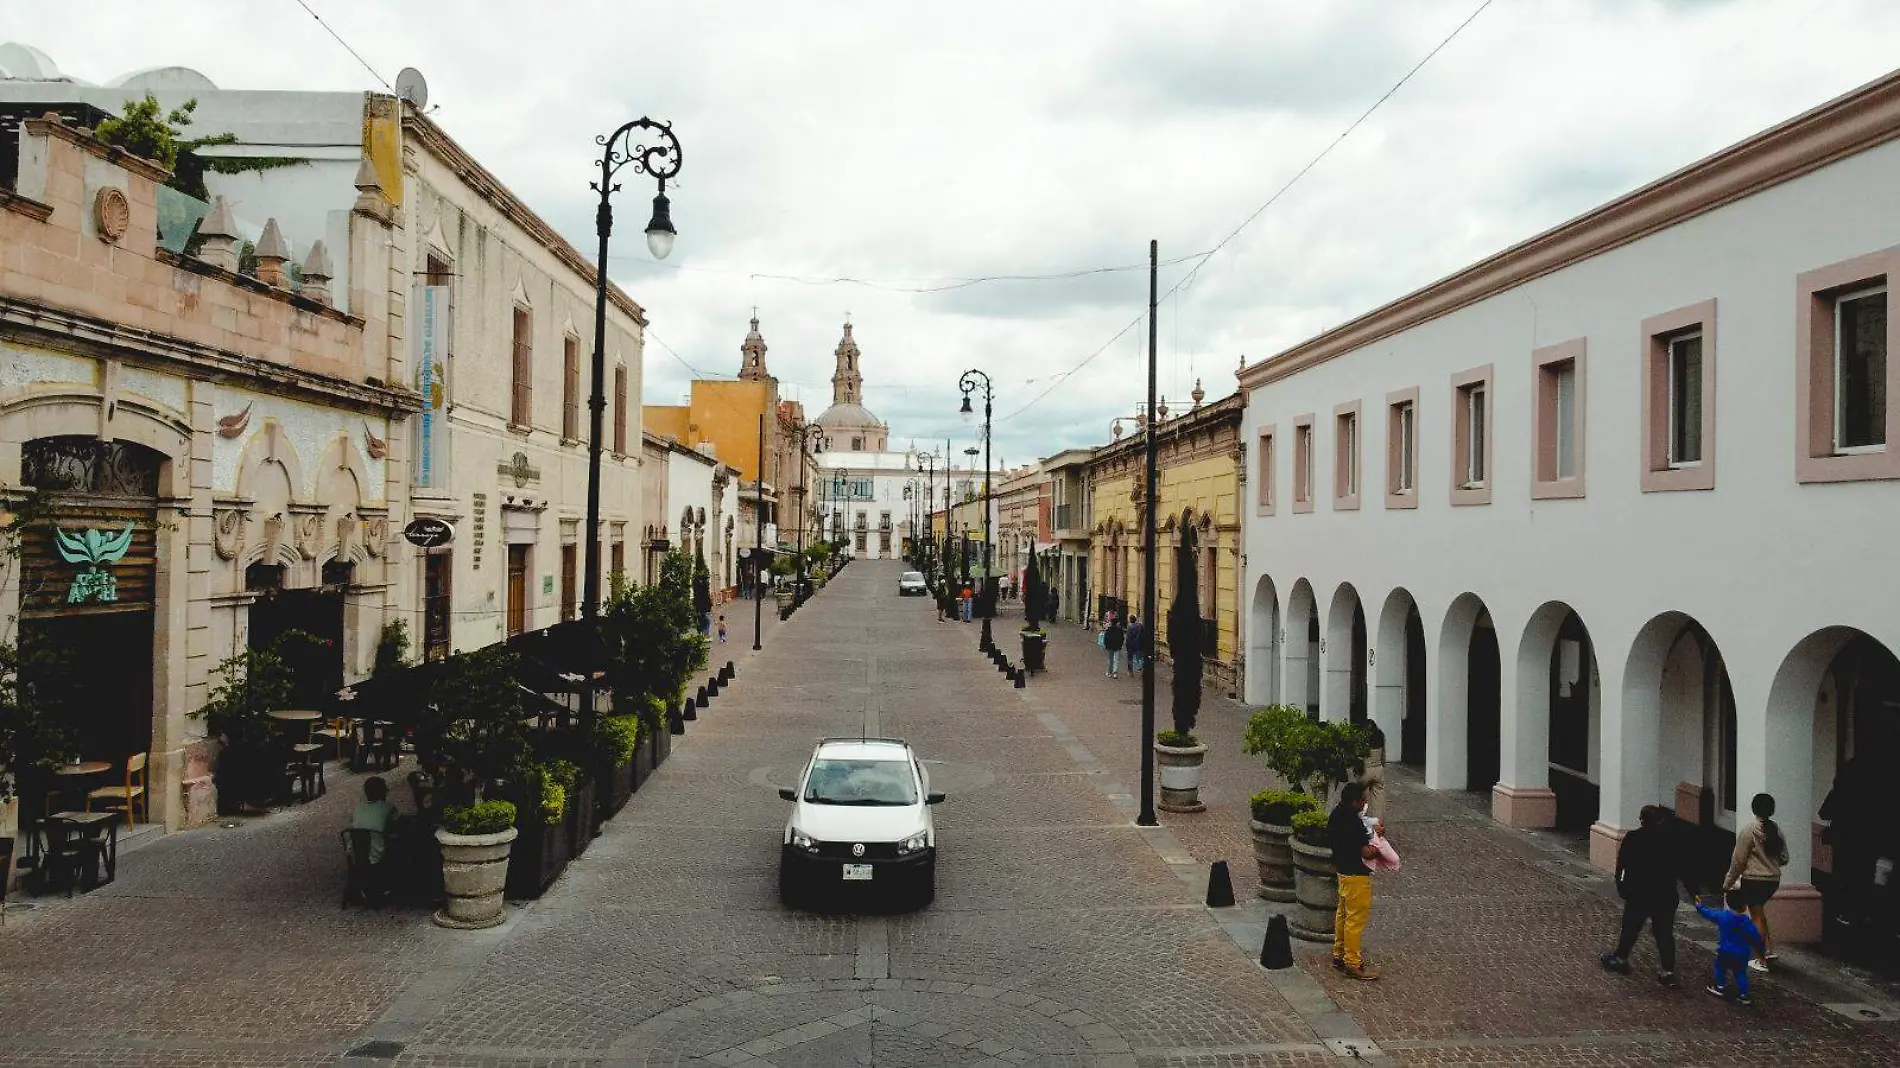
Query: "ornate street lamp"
584 117 681 620
915 449 937 578
790 422 827 605
954 370 993 617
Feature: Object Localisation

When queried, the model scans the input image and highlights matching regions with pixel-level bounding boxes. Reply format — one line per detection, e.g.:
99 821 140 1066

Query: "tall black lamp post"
958 372 994 615
584 118 681 621
1137 239 1160 828
790 422 826 604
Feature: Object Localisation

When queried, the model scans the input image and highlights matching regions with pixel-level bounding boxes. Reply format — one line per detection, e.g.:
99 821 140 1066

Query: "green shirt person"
351 776 399 864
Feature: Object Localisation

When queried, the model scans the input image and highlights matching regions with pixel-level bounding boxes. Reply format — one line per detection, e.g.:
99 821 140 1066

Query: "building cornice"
403 111 647 327
0 298 422 417
1239 66 1900 391
1089 392 1245 466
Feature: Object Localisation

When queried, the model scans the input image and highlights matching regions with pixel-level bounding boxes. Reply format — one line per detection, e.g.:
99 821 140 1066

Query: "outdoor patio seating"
31 815 114 897
86 752 149 827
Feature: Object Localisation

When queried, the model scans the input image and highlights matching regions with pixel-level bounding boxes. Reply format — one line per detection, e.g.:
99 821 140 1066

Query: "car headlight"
897 831 929 855
791 831 817 851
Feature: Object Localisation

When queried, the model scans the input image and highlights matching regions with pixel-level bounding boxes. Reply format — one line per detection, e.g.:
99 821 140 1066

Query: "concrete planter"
1250 820 1297 902
1289 836 1337 942
1153 740 1207 813
434 826 517 930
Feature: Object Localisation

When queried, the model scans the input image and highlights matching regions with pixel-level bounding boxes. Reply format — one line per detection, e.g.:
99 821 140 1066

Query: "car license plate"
841 864 874 881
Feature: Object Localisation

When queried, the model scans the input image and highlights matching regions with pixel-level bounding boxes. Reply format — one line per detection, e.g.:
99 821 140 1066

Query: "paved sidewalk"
1022 610 1900 1066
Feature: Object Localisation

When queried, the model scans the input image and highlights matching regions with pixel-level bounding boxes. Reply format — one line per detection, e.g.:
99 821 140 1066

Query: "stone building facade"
1086 390 1245 694
0 115 415 833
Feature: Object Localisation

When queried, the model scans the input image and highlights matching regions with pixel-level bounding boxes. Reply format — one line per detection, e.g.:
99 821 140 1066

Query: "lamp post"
584 118 681 621
958 371 994 616
790 422 826 605
753 413 764 651
1137 239 1159 828
918 449 937 578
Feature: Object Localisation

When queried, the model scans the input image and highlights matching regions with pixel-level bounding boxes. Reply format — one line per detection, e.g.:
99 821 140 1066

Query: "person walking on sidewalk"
1698 889 1766 1005
1330 782 1379 980
1601 804 1693 986
1102 615 1126 678
1360 723 1388 819
1725 792 1790 974
1125 615 1147 675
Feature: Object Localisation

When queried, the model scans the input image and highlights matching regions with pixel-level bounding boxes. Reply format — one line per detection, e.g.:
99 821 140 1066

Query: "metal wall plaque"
403 517 454 548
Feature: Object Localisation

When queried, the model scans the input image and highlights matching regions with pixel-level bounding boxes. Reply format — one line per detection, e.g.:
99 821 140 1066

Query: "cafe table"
25 762 112 865
50 810 119 887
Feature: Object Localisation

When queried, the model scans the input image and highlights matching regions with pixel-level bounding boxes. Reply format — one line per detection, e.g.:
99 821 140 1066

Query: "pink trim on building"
1333 400 1362 511
1449 365 1493 507
1531 338 1588 500
1291 414 1315 514
1385 386 1420 510
1256 426 1276 515
1641 300 1719 492
1794 246 1900 483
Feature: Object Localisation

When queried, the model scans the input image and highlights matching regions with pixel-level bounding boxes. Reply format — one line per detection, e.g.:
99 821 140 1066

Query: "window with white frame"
1552 361 1577 479
1835 284 1888 452
1461 384 1487 487
1396 402 1414 491
1335 410 1358 499
1667 331 1704 466
1294 423 1313 504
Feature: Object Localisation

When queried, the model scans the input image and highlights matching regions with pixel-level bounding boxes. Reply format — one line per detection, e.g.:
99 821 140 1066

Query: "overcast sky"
9 1 1900 465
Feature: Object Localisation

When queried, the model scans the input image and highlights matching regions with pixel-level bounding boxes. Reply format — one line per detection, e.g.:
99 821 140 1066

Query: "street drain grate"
1824 1002 1900 1022
344 1040 407 1059
1324 1037 1382 1057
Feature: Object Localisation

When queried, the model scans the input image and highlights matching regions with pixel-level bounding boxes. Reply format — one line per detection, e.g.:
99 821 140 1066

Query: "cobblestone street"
4 561 1899 1066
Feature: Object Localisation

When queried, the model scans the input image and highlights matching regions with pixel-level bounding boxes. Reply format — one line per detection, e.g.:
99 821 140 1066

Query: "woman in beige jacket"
1724 792 1790 973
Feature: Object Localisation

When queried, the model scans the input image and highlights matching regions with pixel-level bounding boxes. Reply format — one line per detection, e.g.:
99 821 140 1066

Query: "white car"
778 738 943 908
897 571 927 596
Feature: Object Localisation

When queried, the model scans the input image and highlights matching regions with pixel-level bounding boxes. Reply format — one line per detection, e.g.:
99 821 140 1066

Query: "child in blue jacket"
1697 890 1766 1005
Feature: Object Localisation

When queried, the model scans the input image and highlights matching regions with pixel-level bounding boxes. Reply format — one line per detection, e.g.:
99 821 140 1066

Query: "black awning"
333 658 447 724
505 618 608 694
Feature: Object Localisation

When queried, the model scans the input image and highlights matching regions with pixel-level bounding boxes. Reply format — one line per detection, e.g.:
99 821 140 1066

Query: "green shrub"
442 799 518 835
598 714 639 766
534 760 580 824
1156 728 1199 748
1250 788 1321 826
1242 704 1368 799
1291 807 1330 847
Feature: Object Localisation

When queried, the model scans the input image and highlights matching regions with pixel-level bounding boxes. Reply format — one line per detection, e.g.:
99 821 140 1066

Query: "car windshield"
901 572 924 583
802 757 918 806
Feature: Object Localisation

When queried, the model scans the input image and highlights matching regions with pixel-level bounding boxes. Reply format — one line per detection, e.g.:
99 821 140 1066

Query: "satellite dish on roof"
394 67 428 109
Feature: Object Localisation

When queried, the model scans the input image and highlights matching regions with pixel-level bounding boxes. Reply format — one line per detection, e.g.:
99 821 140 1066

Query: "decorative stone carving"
290 506 326 561
298 240 334 306
197 196 240 272
352 158 390 221
363 513 388 558
213 505 247 560
93 186 130 242
216 401 252 439
363 422 387 460
336 514 358 560
254 218 291 288
261 512 285 561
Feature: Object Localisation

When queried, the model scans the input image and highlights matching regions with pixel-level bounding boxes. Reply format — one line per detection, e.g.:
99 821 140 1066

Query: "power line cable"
996 0 1495 423
606 251 1209 294
288 0 392 90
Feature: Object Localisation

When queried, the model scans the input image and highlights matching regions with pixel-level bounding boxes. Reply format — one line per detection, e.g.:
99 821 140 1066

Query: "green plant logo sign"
55 523 135 604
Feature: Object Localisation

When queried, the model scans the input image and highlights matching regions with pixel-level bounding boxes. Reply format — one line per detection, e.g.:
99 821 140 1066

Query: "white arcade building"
1238 69 1900 945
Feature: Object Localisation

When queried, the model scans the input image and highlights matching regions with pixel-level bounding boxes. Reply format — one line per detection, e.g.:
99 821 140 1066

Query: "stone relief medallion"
212 506 247 561
364 516 387 557
93 187 130 243
293 510 324 560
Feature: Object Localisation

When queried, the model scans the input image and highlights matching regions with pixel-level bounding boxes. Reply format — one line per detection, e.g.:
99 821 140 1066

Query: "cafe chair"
315 716 356 764
32 818 89 898
340 828 389 909
87 752 149 828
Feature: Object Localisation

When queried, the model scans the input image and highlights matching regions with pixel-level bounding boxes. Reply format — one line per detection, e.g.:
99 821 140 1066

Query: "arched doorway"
1810 633 1900 935
16 437 165 823
1286 579 1319 719
1374 588 1426 767
1512 603 1600 832
1325 583 1367 724
1437 593 1499 794
1246 575 1279 706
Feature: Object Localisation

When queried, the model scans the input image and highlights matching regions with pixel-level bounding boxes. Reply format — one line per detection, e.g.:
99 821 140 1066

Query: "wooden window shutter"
511 308 533 427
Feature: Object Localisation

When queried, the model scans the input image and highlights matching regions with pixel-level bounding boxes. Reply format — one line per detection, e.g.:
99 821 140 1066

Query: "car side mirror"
925 791 946 805
778 787 796 801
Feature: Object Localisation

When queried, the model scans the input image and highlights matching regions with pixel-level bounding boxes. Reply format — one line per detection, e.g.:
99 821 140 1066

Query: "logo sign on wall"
413 285 450 488
54 523 135 604
403 517 455 548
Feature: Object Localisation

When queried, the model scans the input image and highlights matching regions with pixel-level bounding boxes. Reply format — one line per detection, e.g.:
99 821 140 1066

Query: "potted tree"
194 635 305 814
1244 708 1372 940
1247 788 1319 902
1019 555 1048 673
770 555 797 614
416 645 529 929
1154 536 1207 812
1289 808 1337 941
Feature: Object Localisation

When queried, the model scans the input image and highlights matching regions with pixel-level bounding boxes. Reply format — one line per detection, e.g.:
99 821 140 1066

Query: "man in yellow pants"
1330 782 1379 980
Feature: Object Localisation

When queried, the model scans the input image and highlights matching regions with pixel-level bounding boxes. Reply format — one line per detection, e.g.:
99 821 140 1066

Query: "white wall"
1242 136 1900 884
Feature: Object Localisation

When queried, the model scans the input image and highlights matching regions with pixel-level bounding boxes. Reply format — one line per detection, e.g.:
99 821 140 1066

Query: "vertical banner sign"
414 285 450 488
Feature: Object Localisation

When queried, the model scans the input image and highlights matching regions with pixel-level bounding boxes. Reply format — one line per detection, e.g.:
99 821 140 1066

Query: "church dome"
815 402 882 430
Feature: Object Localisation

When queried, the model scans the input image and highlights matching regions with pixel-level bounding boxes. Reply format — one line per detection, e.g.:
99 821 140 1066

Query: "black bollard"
668 703 686 735
682 697 697 723
725 661 736 680
1013 670 1026 689
1260 915 1294 970
1205 860 1236 908
696 684 709 709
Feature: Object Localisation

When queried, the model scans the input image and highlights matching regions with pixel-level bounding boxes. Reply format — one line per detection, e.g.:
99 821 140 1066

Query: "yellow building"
643 316 782 488
1086 390 1245 695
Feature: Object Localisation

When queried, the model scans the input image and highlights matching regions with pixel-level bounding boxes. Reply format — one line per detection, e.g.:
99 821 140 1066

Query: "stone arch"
1435 592 1499 794
1285 579 1319 718
1374 587 1426 765
1245 574 1280 706
234 421 309 502
315 433 369 506
1323 582 1367 724
1502 602 1600 831
0 393 190 497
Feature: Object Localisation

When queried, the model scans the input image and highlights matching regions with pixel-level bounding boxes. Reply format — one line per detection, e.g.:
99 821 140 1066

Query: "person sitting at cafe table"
351 776 399 865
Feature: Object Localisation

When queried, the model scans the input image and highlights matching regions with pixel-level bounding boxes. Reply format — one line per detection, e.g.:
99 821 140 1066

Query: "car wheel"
779 855 803 909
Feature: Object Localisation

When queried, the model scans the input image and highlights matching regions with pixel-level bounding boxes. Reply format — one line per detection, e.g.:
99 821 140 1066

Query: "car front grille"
812 840 902 860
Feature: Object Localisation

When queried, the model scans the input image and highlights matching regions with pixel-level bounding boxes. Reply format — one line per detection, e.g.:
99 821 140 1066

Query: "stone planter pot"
1289 836 1337 942
1250 819 1297 902
774 590 796 613
1020 630 1048 673
1153 740 1208 813
434 826 517 930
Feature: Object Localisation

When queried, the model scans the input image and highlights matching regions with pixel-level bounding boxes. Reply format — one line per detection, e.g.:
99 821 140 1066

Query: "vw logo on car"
851 843 866 857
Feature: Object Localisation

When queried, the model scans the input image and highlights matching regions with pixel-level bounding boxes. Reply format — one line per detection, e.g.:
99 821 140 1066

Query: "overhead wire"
605 251 1210 294
996 0 1496 423
288 0 393 90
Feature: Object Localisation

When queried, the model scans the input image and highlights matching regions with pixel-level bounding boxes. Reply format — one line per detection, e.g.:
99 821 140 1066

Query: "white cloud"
9 0 1900 463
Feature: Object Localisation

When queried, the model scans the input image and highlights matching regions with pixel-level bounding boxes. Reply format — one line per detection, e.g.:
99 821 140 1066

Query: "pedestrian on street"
1330 782 1379 980
1102 615 1126 678
717 615 728 644
1820 748 1883 929
1126 615 1146 675
1601 804 1693 986
1698 889 1766 1005
1047 586 1060 622
1360 723 1388 819
1725 793 1789 974
959 583 974 623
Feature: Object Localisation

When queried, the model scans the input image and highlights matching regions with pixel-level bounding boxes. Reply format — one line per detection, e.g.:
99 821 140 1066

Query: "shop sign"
403 517 455 548
54 523 134 604
413 285 451 488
